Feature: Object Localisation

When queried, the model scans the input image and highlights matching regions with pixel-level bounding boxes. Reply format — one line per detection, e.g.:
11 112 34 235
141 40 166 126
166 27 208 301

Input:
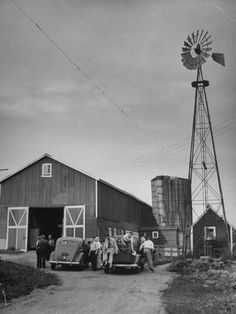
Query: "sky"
0 0 235 224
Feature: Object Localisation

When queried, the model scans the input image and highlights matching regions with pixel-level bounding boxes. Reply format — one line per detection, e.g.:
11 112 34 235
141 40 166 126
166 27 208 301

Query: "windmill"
181 30 230 256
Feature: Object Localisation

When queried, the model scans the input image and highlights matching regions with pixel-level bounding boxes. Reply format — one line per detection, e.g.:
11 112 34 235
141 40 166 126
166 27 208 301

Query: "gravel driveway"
1 252 174 314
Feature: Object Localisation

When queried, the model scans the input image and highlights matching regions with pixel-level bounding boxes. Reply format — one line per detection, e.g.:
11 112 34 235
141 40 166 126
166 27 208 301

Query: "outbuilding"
0 154 157 251
190 206 234 258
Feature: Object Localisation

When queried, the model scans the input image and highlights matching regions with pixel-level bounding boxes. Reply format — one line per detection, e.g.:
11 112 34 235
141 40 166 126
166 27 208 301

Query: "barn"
190 206 234 258
0 154 157 251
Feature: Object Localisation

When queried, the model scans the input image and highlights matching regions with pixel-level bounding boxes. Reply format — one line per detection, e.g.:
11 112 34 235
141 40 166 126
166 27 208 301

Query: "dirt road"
1 252 174 314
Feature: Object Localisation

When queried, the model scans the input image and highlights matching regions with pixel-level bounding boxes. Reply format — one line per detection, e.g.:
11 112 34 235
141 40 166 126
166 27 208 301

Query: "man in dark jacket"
36 235 49 268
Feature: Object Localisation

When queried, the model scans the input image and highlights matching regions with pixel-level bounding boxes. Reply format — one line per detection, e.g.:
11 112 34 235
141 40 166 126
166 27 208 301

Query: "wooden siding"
0 206 7 238
193 208 230 257
97 180 155 228
0 156 96 209
152 176 192 230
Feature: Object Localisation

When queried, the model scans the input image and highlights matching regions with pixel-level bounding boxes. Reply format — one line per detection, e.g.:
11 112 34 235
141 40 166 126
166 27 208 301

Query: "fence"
154 245 182 262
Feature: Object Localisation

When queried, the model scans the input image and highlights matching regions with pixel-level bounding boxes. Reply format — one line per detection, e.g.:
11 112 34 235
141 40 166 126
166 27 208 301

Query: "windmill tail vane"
181 29 225 70
212 53 225 67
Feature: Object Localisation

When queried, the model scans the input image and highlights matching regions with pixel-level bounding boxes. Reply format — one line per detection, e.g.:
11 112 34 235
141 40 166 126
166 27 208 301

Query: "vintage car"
103 235 141 273
49 236 88 270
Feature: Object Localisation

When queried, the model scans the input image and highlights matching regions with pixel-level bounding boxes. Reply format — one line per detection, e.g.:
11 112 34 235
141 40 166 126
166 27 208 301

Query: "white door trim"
6 207 29 252
63 205 85 239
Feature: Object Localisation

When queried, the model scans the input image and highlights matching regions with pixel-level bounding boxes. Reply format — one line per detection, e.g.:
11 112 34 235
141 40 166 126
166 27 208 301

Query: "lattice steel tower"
181 30 228 228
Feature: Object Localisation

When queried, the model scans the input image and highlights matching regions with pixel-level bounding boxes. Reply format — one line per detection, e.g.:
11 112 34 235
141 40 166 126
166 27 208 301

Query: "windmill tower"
181 30 230 254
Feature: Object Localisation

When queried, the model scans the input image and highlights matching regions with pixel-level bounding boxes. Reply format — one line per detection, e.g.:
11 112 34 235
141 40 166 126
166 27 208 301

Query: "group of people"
87 231 155 272
35 231 155 271
36 234 55 269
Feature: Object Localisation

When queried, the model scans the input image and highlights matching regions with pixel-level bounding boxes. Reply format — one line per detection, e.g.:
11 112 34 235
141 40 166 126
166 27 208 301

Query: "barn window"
41 163 52 177
152 231 159 239
204 226 216 240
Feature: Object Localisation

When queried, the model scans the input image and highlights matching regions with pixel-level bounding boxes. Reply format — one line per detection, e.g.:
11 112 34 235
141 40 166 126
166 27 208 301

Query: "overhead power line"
10 0 154 141
96 116 236 173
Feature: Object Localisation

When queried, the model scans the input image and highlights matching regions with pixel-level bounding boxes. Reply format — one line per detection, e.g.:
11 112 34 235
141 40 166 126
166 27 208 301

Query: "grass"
0 259 61 303
163 258 236 314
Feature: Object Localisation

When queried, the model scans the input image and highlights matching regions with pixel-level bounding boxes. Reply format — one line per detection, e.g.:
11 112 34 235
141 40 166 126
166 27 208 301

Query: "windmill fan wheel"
181 30 212 70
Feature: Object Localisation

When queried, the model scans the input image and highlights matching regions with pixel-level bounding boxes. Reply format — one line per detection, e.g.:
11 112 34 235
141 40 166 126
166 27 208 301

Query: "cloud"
43 79 78 94
0 95 71 118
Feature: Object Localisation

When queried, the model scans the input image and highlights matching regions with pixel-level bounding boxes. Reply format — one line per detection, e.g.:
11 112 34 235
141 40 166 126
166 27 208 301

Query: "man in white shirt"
102 235 119 268
89 237 101 271
121 231 134 251
139 237 155 272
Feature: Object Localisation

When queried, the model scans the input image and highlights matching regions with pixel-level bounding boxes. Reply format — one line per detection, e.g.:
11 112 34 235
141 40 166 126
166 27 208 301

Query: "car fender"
74 251 84 263
49 251 56 262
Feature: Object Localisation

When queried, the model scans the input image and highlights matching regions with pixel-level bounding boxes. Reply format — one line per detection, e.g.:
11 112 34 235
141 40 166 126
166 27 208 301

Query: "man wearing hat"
36 234 49 268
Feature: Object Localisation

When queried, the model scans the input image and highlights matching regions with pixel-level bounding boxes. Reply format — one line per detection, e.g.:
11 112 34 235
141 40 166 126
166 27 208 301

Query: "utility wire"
10 0 153 140
97 116 236 173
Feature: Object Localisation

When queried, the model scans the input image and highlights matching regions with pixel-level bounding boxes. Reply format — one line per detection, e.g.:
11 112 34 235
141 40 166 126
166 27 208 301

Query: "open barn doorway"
28 207 63 249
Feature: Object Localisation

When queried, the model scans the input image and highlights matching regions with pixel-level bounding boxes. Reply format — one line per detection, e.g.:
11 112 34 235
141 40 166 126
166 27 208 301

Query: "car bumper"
49 260 81 265
111 263 139 268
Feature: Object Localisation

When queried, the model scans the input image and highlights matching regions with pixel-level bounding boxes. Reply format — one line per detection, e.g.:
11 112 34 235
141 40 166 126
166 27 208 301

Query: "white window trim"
204 226 216 240
152 231 159 239
41 163 52 177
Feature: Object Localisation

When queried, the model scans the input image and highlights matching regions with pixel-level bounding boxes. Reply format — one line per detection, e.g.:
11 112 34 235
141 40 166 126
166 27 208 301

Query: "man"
36 234 49 268
102 234 118 268
121 231 134 252
47 234 55 260
139 236 155 272
36 235 41 268
89 237 100 271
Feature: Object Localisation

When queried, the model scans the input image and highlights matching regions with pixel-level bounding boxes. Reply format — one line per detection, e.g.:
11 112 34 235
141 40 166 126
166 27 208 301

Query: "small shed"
190 207 234 258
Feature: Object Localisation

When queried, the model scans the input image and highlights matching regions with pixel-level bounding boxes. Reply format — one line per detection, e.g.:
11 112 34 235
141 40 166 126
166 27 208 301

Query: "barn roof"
0 153 151 207
191 206 235 229
0 153 98 183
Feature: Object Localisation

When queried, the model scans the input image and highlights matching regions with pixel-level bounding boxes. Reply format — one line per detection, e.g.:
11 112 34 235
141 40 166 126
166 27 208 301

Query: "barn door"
7 207 29 252
63 205 85 239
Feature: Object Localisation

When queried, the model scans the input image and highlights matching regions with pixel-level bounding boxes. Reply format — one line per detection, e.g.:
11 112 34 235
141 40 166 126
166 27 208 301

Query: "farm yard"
0 251 173 314
1 252 236 314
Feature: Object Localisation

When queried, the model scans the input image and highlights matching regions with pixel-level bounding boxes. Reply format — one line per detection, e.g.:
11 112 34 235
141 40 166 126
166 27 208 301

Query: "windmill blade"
184 40 192 48
199 55 206 65
201 51 210 59
212 53 225 67
192 32 196 43
195 29 199 42
203 47 213 52
201 35 212 45
182 55 193 68
202 41 213 48
182 54 192 64
200 31 208 44
182 47 190 52
187 35 193 45
181 51 192 58
198 29 205 42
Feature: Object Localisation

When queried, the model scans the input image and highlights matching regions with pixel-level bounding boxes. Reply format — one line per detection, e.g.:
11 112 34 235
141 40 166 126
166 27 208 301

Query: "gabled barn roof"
0 153 98 183
0 153 151 207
